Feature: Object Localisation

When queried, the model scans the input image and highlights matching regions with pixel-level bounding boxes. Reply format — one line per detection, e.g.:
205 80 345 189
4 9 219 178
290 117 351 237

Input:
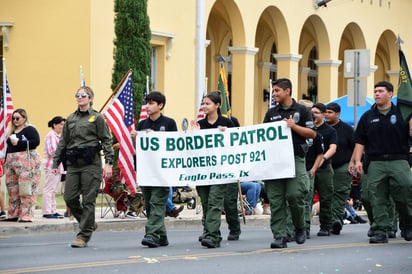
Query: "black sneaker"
227 231 240 241
0 211 6 220
331 220 343 235
141 236 160 248
403 229 412 241
159 237 169 246
270 237 287 248
369 234 388 244
367 228 375 237
317 228 330 236
295 229 306 245
201 238 220 248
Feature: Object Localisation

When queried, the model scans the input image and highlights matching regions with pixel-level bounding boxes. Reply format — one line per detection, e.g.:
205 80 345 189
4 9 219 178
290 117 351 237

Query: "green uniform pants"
264 156 308 238
197 184 228 243
304 171 315 234
224 183 241 235
64 162 102 242
314 164 334 230
367 160 412 236
141 186 169 240
331 163 352 223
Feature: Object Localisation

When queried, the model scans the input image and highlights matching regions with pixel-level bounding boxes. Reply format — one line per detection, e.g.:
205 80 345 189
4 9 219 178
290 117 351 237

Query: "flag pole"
80 65 85 87
99 69 132 113
2 57 7 206
2 57 7 142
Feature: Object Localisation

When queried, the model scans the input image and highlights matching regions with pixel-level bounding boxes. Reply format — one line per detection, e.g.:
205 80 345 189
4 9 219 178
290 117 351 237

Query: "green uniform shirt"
53 108 113 168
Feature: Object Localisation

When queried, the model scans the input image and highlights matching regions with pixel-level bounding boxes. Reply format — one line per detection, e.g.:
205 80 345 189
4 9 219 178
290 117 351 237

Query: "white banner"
136 121 295 186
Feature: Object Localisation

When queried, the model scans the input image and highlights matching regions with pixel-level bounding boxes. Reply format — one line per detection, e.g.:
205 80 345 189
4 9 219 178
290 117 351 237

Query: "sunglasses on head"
75 93 89 99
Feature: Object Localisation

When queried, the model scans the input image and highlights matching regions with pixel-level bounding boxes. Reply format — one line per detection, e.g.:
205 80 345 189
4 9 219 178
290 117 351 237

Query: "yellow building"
1 0 412 157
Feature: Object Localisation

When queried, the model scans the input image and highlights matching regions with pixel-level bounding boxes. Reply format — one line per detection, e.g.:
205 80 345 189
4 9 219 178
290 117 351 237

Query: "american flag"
197 93 205 120
269 78 276 109
102 71 137 194
139 76 149 122
0 77 14 157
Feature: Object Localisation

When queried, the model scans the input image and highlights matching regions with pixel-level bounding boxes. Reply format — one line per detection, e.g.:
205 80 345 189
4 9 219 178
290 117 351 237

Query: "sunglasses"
75 93 89 99
12 116 23 121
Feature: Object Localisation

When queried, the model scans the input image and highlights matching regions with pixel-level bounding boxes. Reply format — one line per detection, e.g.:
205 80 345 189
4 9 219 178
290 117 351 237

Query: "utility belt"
65 145 101 165
367 154 409 162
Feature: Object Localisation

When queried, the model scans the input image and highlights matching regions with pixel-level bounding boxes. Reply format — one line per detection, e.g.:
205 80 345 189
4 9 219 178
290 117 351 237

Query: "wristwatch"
322 155 327 161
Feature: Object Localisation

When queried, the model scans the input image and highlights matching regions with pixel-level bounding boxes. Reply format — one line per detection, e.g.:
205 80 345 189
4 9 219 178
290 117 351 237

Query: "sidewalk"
0 206 368 236
0 205 272 236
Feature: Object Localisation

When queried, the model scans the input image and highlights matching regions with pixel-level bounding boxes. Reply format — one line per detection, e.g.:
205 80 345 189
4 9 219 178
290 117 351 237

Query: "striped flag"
139 76 149 122
197 90 206 120
102 71 137 194
0 66 14 158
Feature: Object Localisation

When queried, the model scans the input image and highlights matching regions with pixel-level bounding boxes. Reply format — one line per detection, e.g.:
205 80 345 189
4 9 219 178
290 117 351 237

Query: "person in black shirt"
325 103 360 234
351 81 412 243
191 91 234 248
263 78 315 248
310 103 337 237
138 91 178 248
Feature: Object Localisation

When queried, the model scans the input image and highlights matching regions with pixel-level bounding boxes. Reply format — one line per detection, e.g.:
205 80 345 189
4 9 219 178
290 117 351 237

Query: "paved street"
1 207 411 274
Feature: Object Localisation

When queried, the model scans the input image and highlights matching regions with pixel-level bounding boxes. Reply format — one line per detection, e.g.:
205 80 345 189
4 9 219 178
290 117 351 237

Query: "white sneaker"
343 219 351 225
254 203 263 215
126 212 139 219
263 205 271 215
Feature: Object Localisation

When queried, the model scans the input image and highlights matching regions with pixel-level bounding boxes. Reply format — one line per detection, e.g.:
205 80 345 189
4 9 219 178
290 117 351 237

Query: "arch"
374 30 398 85
254 6 290 121
298 15 331 101
338 22 367 97
205 0 245 92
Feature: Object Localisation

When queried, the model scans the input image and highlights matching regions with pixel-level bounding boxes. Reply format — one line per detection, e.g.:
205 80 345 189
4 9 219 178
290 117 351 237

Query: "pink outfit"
41 130 63 215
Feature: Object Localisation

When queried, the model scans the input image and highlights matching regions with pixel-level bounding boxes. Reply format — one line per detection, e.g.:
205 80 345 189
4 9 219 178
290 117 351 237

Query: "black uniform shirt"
316 122 337 168
305 132 324 171
354 103 409 157
137 114 177 132
263 99 314 156
197 115 234 129
331 120 354 169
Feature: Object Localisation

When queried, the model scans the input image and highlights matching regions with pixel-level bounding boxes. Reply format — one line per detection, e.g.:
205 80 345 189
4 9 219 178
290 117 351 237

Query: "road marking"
1 240 409 273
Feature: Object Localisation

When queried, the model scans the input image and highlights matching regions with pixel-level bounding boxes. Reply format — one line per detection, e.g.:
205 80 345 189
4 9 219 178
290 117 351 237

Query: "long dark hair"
204 91 222 116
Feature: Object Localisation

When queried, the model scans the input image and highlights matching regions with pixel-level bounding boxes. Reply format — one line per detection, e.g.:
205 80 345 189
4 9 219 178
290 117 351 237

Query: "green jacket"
53 107 113 168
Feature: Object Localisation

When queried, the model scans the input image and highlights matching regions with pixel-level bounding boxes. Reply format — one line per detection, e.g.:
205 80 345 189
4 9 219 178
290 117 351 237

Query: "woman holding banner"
191 91 235 248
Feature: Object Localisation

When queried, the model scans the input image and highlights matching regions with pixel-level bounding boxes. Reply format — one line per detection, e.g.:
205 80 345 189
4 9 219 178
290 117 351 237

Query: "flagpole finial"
395 35 404 47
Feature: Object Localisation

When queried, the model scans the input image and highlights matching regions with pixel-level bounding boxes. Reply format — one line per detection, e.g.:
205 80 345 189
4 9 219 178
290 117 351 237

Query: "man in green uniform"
263 78 316 248
351 81 412 243
54 86 114 248
137 91 177 248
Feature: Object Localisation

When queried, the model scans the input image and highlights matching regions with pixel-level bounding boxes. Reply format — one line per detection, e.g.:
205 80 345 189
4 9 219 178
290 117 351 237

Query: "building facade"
1 0 411 156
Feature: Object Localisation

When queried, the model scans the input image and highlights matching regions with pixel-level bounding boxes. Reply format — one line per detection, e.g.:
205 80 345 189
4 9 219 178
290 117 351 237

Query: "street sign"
344 49 370 78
